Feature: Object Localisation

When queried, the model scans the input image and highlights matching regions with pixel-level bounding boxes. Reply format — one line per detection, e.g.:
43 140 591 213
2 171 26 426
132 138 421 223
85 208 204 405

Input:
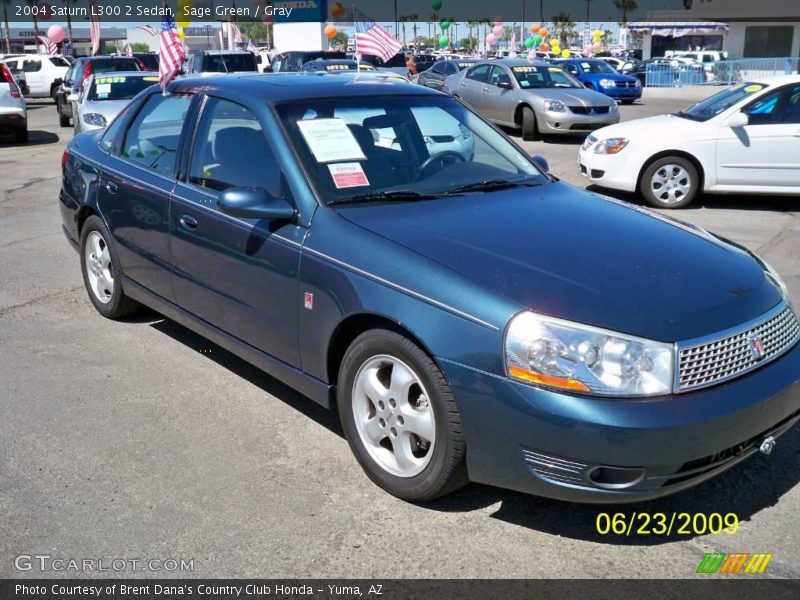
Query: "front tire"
520 106 539 141
337 329 468 501
79 215 140 319
640 156 699 209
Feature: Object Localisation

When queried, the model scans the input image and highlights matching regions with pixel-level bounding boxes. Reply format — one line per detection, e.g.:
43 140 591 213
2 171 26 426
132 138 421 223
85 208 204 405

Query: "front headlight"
82 113 107 127
634 79 641 87
599 78 617 88
593 137 629 154
505 311 674 397
543 99 566 113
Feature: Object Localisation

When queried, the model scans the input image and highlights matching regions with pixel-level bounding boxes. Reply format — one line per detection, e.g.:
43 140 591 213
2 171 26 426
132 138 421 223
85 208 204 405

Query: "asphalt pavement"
1 89 799 579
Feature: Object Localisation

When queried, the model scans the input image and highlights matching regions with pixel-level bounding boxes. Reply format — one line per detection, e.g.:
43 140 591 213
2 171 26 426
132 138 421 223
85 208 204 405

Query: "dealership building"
3 26 127 55
632 0 800 59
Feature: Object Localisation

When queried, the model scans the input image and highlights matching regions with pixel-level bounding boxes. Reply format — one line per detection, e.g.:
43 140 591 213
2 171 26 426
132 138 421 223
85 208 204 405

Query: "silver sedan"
73 72 159 134
444 59 620 140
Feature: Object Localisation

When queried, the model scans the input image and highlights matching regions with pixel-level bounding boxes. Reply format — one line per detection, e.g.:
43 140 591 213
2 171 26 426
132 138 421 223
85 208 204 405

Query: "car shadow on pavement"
421 419 800 546
138 311 345 436
0 130 59 147
587 185 800 212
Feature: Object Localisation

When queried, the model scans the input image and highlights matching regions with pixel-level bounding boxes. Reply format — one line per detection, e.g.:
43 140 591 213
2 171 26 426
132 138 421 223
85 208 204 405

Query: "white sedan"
579 75 800 208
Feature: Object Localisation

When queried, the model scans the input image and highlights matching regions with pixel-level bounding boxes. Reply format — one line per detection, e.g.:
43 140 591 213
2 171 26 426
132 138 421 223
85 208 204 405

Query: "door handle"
105 181 118 194
179 214 198 230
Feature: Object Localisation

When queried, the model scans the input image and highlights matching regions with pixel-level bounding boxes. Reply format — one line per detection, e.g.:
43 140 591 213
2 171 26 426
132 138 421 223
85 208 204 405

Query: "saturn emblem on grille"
748 333 766 360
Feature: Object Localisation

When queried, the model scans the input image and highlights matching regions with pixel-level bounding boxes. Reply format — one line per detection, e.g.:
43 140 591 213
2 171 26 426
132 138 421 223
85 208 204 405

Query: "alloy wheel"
84 231 114 304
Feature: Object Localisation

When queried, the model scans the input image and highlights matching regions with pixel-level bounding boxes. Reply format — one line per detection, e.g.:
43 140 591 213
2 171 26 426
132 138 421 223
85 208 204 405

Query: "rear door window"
22 60 41 72
466 65 490 83
122 94 192 176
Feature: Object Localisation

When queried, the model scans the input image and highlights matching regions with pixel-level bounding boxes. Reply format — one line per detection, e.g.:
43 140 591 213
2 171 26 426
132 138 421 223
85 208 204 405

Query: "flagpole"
353 5 360 74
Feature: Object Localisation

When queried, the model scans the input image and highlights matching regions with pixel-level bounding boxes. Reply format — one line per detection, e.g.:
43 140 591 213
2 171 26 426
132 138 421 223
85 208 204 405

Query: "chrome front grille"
677 304 800 392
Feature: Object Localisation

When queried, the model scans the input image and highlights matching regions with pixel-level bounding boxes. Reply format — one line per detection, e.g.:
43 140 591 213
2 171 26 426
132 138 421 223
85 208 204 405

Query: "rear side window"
122 94 192 176
467 65 490 82
50 57 70 67
22 60 41 73
188 98 280 195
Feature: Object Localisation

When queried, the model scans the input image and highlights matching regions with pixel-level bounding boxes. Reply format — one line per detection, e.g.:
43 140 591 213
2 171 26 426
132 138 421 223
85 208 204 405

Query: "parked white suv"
0 62 27 142
1 54 69 99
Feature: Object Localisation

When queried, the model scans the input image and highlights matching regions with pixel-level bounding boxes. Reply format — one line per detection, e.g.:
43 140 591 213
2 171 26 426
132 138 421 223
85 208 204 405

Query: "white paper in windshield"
297 118 366 163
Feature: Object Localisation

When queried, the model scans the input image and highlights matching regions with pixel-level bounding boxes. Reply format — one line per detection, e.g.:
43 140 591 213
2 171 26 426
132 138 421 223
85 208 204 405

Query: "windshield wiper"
327 190 440 206
444 179 542 195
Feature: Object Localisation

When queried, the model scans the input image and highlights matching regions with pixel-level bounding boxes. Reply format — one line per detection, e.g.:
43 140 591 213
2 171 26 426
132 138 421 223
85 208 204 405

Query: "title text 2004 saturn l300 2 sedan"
60 74 800 503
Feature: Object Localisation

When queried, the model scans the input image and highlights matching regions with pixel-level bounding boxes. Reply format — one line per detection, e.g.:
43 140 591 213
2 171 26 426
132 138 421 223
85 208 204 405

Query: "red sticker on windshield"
329 163 370 189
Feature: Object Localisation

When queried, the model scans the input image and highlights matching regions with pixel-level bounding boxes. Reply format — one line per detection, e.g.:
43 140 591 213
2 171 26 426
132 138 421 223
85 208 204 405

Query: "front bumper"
442 338 800 503
598 86 642 100
537 108 620 134
578 143 641 192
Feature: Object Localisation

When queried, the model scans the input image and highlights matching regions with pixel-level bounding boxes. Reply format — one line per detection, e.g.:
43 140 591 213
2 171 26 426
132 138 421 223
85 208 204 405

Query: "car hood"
589 112 701 139
522 87 614 106
337 182 781 341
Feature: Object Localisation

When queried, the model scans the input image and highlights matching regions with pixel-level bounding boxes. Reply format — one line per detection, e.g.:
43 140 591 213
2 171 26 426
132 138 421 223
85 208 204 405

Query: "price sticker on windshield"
95 83 111 96
744 84 763 93
329 163 370 189
297 118 367 164
513 66 535 73
326 64 351 71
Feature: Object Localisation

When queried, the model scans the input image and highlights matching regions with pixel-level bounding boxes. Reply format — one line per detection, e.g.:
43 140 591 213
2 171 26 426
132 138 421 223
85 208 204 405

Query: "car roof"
477 58 553 67
169 73 438 100
198 50 254 56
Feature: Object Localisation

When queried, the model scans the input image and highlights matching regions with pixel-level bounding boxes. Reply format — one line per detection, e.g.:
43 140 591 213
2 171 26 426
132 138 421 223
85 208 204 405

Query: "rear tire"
59 101 71 127
337 329 468 501
79 215 141 319
520 106 539 141
640 156 699 209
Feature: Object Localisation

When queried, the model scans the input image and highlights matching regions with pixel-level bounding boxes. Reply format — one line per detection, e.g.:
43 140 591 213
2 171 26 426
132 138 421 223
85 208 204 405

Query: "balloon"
551 40 560 50
561 49 571 58
524 38 534 49
432 0 442 11
531 34 541 46
331 2 345 18
177 21 190 29
486 33 497 45
492 25 503 36
539 42 549 52
593 42 602 51
47 25 65 44
178 29 186 42
325 24 337 39
438 35 449 48
530 24 540 33
593 29 602 41
440 20 451 30
539 27 548 38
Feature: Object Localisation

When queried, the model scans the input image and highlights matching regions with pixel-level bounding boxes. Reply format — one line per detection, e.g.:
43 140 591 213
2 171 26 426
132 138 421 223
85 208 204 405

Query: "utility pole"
520 0 525 48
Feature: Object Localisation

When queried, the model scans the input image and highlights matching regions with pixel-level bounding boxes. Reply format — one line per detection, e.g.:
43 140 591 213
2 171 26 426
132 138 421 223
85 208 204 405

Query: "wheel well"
637 150 705 193
326 313 434 386
514 103 533 126
76 205 97 236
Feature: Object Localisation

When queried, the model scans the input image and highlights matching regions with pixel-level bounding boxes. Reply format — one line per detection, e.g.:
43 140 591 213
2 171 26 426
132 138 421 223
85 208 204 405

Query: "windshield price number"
596 512 740 536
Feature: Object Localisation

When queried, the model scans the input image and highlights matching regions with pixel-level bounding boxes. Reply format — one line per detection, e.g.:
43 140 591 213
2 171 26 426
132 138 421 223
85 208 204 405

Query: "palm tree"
408 13 419 51
24 0 41 49
429 13 439 41
2 0 12 53
61 0 77 46
613 0 638 26
551 12 577 47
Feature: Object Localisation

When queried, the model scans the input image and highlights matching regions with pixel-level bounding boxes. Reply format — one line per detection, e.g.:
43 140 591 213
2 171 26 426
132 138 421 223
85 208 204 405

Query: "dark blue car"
557 58 642 103
59 74 800 503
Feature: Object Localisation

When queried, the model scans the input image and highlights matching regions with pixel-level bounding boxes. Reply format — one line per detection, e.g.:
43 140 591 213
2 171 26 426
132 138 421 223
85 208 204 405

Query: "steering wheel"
416 151 466 180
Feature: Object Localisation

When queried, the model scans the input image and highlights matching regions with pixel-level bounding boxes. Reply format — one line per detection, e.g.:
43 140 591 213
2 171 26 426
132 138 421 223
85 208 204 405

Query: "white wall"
273 23 326 52
724 22 800 59
649 0 799 20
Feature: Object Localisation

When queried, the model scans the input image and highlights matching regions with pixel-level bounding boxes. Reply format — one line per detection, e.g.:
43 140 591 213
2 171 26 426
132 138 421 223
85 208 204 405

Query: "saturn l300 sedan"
444 59 620 140
60 74 800 503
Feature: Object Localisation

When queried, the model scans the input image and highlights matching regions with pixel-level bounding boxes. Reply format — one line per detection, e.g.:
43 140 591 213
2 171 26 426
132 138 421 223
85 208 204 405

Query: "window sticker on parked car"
328 162 370 188
297 118 367 163
95 83 111 97
513 66 535 73
744 84 763 93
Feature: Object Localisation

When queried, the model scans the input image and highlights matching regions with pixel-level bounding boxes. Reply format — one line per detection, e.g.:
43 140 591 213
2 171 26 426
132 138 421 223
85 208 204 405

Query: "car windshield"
276 95 547 206
511 66 581 89
577 61 615 74
677 82 767 122
88 75 158 101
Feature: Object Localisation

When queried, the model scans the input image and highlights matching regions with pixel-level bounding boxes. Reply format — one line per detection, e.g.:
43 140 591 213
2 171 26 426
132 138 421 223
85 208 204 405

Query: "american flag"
353 8 401 63
137 25 158 36
37 35 57 55
159 14 186 92
89 0 101 56
229 22 243 49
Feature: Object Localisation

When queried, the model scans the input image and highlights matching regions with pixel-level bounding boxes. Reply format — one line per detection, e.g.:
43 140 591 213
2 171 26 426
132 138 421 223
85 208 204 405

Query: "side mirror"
724 111 749 128
531 154 550 173
218 188 296 221
497 80 513 89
